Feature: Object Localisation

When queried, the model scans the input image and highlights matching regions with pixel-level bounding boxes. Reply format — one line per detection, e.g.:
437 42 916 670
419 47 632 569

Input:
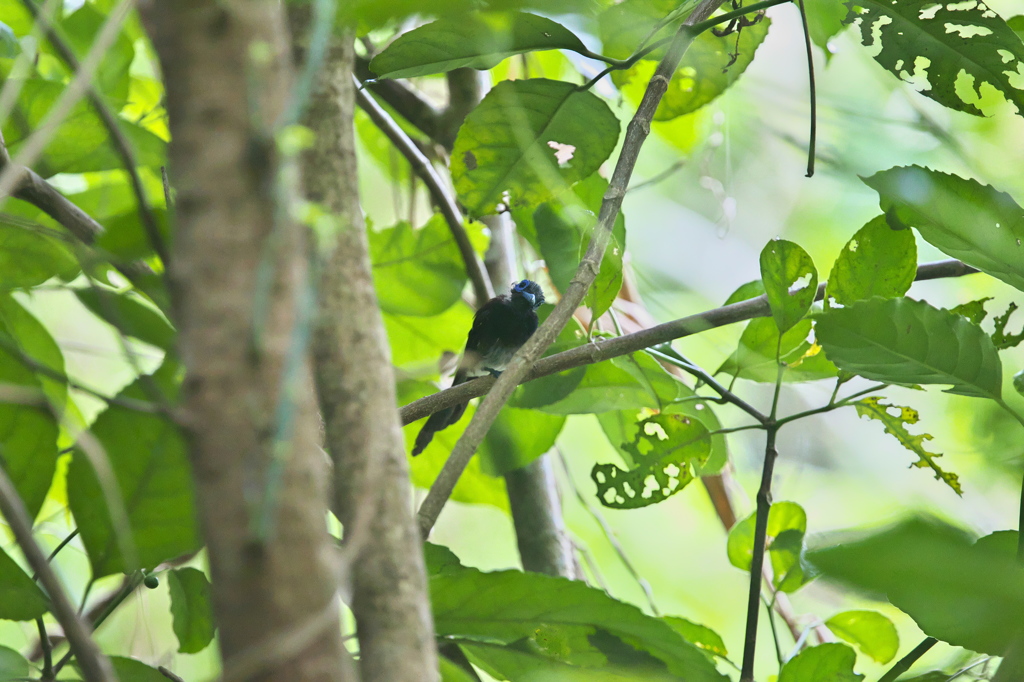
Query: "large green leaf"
844 0 1024 116
760 239 817 335
58 3 134 103
108 656 171 682
95 207 172 262
591 412 710 509
432 563 727 681
612 11 771 120
804 0 848 55
0 295 62 519
167 567 216 654
533 358 659 415
0 547 47 620
727 501 811 593
816 297 1002 399
863 166 1024 293
0 220 79 290
825 610 899 665
717 317 838 383
460 641 685 680
369 215 486 317
478 406 566 476
534 174 626 321
75 287 176 352
384 302 475 371
370 12 587 79
826 215 917 307
809 520 1024 655
0 646 29 680
67 360 200 577
451 79 620 217
778 643 863 682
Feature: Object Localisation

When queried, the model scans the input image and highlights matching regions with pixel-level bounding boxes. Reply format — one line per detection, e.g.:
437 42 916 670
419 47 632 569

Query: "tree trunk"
146 3 347 680
288 13 439 682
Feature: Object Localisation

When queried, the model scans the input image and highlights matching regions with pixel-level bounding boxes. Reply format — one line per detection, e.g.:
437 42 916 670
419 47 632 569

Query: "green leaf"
0 645 29 680
844 0 1024 116
864 166 1024 292
992 302 1024 350
109 656 171 682
536 358 660 415
0 295 62 519
0 21 18 58
613 14 772 120
369 12 587 79
816 297 1002 399
778 643 863 682
167 567 216 654
440 654 480 682
591 413 710 509
804 0 848 55
826 215 916 307
479 406 565 476
370 215 486 317
75 288 176 352
95 208 172 262
451 79 620 217
0 220 80 290
1011 15 1024 42
661 616 728 659
67 360 200 577
535 175 626 321
0 547 47 620
727 501 811 593
58 4 134 103
809 520 1024 655
854 397 962 495
717 318 837 383
384 302 475 370
432 565 728 681
760 239 817 335
825 610 899 665
950 297 992 325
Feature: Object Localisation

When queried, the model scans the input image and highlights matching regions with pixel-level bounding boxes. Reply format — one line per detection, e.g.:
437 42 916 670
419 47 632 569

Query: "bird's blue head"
511 279 545 309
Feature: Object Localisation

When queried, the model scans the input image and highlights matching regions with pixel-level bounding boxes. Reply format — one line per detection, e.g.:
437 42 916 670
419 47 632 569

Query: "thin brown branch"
415 1 729 537
355 56 445 144
20 0 168 265
0 461 116 682
354 78 494 308
400 258 978 426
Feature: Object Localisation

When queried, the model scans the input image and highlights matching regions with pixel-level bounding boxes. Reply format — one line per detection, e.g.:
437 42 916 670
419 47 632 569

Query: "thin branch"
36 617 53 681
158 667 186 682
354 56 446 144
19 0 169 265
400 258 978 426
879 637 938 682
795 0 816 177
0 459 116 682
354 77 494 308
647 347 767 424
416 5 724 537
52 571 144 675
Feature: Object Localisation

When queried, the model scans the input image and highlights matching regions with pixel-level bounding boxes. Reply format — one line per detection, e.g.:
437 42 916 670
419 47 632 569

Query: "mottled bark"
289 12 438 682
145 3 345 681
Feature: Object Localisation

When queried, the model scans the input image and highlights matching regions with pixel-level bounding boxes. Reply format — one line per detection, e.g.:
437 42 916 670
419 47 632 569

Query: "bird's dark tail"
411 371 470 456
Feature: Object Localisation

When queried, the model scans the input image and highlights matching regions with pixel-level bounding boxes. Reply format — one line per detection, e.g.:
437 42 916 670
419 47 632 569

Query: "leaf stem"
646 347 768 424
775 383 889 427
879 637 937 682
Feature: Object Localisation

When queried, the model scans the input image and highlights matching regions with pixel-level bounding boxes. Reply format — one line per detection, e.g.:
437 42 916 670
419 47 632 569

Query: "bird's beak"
523 292 536 306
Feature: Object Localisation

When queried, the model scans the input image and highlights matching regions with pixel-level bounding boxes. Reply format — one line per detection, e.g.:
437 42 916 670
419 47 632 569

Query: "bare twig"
795 0 816 177
416 0 731 537
400 259 978 426
19 0 169 265
0 460 117 682
354 78 494 308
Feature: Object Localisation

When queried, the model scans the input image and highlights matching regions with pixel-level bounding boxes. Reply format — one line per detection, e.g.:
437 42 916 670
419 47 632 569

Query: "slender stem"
775 383 889 427
52 571 144 675
879 637 937 682
33 529 79 579
36 617 53 681
795 0 816 177
647 347 768 424
994 398 1024 561
353 78 494 308
763 594 783 668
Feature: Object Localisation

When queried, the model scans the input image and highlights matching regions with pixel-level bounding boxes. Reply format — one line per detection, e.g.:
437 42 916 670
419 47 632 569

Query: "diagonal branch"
400 258 978 426
415 0 732 537
354 78 494 307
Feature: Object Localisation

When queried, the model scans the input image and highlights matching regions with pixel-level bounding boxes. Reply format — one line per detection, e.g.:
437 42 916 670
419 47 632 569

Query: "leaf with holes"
591 413 710 509
950 297 992 325
816 297 1002 399
864 166 1024 293
451 79 620 217
843 0 1024 116
370 12 587 79
825 610 899 664
855 397 962 495
727 501 812 593
826 215 917 307
992 302 1024 350
760 239 817 334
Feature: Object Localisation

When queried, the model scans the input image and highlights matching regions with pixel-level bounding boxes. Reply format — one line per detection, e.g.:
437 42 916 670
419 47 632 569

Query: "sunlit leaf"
727 501 812 593
717 318 837 383
863 166 1024 293
662 616 728 660
591 413 710 509
451 79 620 217
804 0 848 55
58 4 134 103
384 302 475 371
760 239 817 334
478 406 565 476
778 643 863 682
75 287 176 352
854 397 962 495
167 567 216 654
370 12 587 79
825 610 899 664
826 215 916 307
809 520 1024 655
817 297 1002 399
844 0 1024 116
0 221 79 290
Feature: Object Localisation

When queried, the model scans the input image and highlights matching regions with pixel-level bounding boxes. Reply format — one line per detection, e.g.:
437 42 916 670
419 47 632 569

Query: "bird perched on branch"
412 279 546 456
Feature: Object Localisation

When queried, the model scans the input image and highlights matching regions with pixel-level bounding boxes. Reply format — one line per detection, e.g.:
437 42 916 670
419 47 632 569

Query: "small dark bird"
412 279 546 456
